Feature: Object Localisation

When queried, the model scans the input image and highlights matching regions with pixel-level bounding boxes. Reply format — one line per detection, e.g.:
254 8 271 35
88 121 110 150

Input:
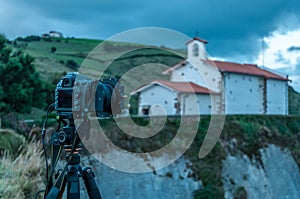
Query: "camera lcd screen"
57 89 73 109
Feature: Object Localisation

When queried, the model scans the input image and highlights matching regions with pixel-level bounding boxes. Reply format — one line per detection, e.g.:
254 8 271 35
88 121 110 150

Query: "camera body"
55 72 124 119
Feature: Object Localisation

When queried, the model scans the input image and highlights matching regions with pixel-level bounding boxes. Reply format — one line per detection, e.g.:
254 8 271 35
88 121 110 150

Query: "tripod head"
51 118 78 148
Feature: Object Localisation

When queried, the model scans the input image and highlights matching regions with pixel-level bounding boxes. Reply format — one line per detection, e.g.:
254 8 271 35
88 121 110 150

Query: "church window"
193 44 199 56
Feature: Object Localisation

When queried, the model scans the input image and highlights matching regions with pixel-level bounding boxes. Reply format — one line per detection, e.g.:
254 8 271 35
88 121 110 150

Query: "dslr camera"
54 72 124 119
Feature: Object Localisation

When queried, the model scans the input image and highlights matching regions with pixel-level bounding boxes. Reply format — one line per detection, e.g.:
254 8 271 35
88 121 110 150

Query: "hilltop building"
132 37 289 115
42 31 63 38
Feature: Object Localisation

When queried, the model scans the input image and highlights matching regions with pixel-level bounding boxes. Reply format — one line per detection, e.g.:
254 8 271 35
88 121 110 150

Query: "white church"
131 37 289 115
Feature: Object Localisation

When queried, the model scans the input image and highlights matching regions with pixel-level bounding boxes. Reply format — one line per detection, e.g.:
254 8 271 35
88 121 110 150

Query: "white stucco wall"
197 94 219 115
179 93 199 115
178 93 219 115
198 62 223 93
138 84 220 116
224 73 264 114
266 79 288 115
138 85 177 116
170 63 204 85
170 62 222 93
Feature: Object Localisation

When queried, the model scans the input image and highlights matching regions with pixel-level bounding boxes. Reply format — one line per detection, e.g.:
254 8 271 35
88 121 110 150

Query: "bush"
16 35 41 42
0 129 25 156
66 59 78 70
234 186 247 199
51 46 57 53
194 184 223 199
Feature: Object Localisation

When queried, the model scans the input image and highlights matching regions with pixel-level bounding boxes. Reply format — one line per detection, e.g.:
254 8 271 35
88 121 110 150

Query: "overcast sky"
1 0 300 90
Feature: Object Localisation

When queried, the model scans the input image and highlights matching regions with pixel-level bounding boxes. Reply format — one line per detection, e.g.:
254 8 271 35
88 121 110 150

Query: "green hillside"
13 37 104 82
10 36 184 113
12 36 184 83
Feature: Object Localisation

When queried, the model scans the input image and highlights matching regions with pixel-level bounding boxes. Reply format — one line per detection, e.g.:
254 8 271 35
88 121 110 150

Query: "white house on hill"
132 37 289 115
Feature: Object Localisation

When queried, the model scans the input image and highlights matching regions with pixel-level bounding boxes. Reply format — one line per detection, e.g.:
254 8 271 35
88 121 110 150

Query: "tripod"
44 118 102 199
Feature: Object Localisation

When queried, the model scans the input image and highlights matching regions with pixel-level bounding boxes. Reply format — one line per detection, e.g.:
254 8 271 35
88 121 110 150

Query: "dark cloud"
288 46 300 52
1 0 300 63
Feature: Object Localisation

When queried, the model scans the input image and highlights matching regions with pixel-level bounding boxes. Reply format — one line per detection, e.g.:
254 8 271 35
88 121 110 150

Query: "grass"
0 137 45 199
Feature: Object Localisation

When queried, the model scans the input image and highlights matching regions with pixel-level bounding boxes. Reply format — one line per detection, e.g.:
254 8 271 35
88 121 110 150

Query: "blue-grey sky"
1 0 300 90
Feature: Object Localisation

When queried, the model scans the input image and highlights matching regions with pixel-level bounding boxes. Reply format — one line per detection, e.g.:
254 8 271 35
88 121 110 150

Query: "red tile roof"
186 37 208 44
131 80 217 95
163 60 288 81
207 60 288 81
156 80 215 94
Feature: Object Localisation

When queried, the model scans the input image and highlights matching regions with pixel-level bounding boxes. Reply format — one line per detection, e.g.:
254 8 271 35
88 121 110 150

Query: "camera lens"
64 79 70 87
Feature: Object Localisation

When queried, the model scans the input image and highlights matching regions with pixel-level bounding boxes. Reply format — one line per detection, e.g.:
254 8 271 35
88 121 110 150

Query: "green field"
12 37 185 83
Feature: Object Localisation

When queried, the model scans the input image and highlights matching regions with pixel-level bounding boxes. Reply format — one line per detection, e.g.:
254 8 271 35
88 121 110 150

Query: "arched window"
193 43 199 57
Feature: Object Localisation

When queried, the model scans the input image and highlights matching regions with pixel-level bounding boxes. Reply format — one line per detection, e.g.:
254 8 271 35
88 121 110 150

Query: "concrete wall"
266 79 288 115
224 73 264 114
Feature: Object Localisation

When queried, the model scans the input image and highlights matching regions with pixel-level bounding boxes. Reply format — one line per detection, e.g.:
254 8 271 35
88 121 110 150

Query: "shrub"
50 46 57 53
234 186 247 199
0 129 25 156
66 59 78 70
193 184 223 199
16 35 41 42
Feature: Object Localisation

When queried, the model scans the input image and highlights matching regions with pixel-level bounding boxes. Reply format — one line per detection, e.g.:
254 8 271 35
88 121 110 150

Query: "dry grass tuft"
0 138 45 199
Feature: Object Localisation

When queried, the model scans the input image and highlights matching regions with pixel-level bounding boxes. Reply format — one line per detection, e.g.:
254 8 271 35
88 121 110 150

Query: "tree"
51 46 57 53
66 59 78 70
0 34 46 115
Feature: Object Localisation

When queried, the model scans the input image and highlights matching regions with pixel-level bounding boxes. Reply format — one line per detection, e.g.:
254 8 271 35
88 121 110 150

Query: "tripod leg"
45 169 67 199
82 167 102 199
66 165 81 199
